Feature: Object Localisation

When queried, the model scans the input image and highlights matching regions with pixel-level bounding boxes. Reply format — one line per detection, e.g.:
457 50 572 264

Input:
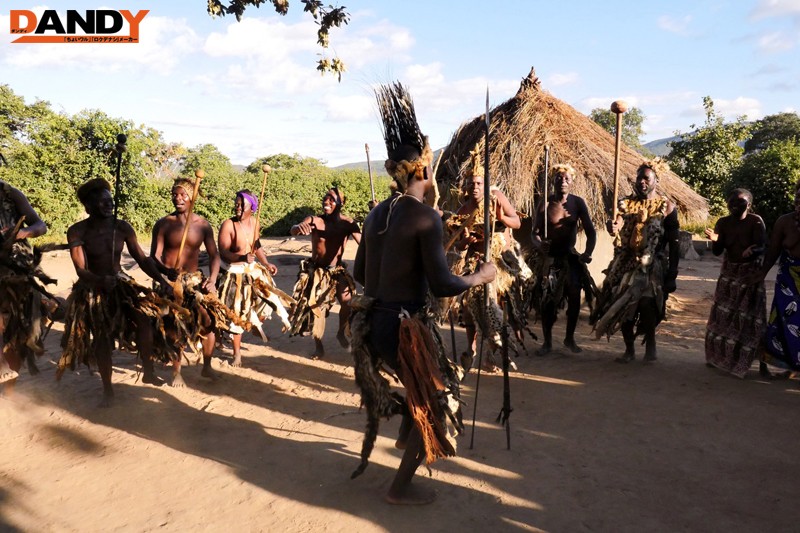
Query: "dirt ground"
2 237 799 533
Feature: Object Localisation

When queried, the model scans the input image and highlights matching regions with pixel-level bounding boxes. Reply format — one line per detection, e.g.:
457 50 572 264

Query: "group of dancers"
2 81 798 505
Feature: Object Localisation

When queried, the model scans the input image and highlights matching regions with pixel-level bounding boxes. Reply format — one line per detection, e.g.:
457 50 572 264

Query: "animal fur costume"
287 259 355 342
218 261 293 340
590 194 671 339
443 148 535 360
156 271 243 360
58 272 185 375
350 296 464 478
0 182 59 366
350 82 464 479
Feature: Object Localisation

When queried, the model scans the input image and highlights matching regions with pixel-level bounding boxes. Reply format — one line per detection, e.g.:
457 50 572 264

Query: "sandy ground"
2 237 799 533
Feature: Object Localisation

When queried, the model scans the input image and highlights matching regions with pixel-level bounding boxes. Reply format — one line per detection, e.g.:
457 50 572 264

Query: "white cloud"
323 93 374 122
657 15 693 35
1 11 200 74
714 96 762 119
757 31 797 52
548 72 579 87
750 0 800 20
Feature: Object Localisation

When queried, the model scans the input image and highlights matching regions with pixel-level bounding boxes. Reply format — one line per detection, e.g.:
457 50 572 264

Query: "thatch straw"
436 67 709 226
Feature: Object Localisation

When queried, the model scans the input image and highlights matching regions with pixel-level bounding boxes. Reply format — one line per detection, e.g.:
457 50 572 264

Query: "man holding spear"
350 82 495 504
151 173 233 385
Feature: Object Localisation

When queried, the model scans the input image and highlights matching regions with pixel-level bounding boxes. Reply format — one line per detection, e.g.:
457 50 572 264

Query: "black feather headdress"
375 82 432 192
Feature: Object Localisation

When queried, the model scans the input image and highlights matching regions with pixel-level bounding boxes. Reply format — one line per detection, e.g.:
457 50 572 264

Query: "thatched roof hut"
435 67 709 226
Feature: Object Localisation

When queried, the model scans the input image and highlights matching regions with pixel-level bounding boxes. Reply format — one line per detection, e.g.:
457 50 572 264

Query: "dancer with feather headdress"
350 82 495 504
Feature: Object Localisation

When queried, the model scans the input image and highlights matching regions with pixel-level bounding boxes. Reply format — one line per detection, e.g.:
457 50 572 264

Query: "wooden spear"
365 144 375 206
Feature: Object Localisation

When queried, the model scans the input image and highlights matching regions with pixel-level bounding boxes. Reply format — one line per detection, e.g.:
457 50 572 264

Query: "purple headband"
237 191 258 212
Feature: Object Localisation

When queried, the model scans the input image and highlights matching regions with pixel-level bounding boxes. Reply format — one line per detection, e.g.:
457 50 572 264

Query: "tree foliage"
206 0 349 80
589 106 651 155
744 112 800 154
0 84 386 243
732 139 800 229
666 96 751 215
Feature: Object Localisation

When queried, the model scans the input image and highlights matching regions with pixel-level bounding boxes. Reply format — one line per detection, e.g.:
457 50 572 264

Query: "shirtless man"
59 178 172 407
151 177 221 385
531 164 596 355
0 180 48 392
289 187 360 358
217 190 281 367
353 82 495 505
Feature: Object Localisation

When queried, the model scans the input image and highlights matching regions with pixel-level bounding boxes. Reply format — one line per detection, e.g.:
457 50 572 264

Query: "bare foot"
336 330 350 350
460 352 474 373
26 353 40 376
231 354 242 368
563 339 582 353
170 372 186 388
0 361 19 384
201 366 221 381
99 391 115 408
385 484 437 505
311 349 325 360
142 372 165 387
395 440 407 450
535 343 552 357
615 350 635 364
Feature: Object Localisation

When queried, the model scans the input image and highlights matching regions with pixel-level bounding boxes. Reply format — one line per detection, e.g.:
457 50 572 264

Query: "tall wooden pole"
611 100 628 222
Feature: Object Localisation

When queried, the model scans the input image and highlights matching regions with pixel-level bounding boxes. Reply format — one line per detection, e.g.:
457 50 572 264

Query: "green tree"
206 0 349 80
666 96 751 215
744 112 800 154
589 106 651 155
732 139 800 229
182 144 245 230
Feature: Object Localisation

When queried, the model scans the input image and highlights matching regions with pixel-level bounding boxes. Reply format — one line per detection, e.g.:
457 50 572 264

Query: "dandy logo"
9 9 148 43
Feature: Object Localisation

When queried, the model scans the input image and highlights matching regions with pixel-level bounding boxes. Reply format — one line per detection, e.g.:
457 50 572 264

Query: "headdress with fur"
172 177 198 201
550 163 576 179
463 144 485 182
638 157 669 178
77 178 111 206
375 82 433 193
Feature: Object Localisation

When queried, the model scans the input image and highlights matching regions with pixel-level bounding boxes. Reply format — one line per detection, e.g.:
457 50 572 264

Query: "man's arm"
123 221 171 290
290 216 315 236
710 218 725 256
747 215 767 258
419 211 495 297
354 234 366 286
759 215 787 278
202 220 220 290
530 200 548 252
663 207 680 293
149 218 175 278
254 247 278 274
349 220 362 245
10 187 47 240
576 197 596 260
494 189 521 230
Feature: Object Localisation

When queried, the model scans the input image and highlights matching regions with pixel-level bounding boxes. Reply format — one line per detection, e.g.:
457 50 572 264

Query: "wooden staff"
543 145 550 240
253 164 271 251
110 133 127 262
365 144 375 205
611 100 628 223
174 168 204 271
427 149 444 209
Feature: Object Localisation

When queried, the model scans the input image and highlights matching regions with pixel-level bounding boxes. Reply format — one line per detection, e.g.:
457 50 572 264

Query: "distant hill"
332 148 445 174
643 135 680 157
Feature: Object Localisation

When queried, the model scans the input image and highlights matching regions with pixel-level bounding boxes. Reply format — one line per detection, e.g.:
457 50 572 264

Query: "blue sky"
1 0 798 166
